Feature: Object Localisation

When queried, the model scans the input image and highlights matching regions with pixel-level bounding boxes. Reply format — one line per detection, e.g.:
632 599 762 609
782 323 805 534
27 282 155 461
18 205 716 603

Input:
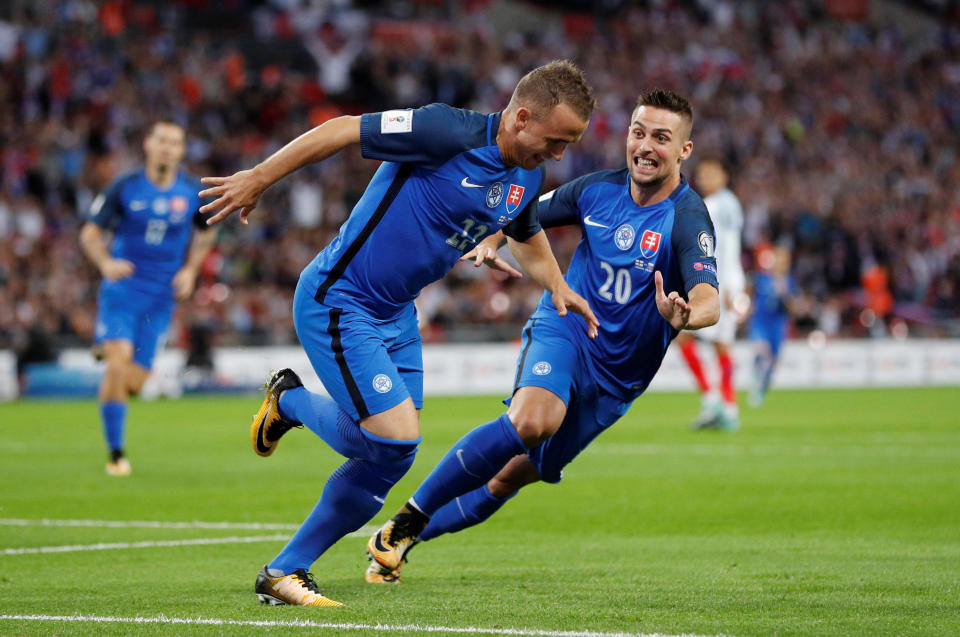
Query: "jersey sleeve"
88 177 127 230
672 191 719 293
359 103 480 167
502 197 542 242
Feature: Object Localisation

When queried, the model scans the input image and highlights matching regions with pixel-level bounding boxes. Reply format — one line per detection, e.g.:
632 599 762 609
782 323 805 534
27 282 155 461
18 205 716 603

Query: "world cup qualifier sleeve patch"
380 110 413 134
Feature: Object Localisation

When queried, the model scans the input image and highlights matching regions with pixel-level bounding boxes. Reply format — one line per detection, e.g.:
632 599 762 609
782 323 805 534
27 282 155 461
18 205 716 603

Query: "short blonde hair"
509 60 595 122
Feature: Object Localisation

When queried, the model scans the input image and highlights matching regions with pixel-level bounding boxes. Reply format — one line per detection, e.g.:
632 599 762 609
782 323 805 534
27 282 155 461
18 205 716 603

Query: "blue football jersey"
534 169 718 399
752 272 795 325
303 103 543 318
89 169 207 294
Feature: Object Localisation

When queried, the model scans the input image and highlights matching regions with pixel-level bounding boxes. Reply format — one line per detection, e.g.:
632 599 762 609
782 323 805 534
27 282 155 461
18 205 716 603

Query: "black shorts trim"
513 319 537 392
327 307 370 420
314 164 414 304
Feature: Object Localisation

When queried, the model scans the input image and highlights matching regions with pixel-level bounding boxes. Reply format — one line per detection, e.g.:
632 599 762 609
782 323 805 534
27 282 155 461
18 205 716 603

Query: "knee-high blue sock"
411 413 525 517
100 401 126 452
268 430 419 574
279 387 363 459
268 458 388 573
419 485 514 541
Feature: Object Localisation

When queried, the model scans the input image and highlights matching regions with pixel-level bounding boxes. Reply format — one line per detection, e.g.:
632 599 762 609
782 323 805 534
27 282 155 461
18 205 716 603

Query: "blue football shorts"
95 280 175 370
292 278 423 422
509 315 633 484
749 318 788 356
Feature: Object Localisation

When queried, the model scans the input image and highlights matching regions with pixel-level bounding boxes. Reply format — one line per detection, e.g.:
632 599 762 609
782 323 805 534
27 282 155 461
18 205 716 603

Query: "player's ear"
515 107 530 130
679 140 693 162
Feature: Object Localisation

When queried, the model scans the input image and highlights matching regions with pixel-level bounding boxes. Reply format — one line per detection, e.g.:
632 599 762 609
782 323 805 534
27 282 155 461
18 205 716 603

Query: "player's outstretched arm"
507 232 599 338
199 115 362 226
79 222 134 281
172 228 217 301
655 272 719 331
459 231 522 278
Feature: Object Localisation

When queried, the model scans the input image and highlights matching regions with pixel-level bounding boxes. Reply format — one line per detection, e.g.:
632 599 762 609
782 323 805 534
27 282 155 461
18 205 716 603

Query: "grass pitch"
1 387 958 636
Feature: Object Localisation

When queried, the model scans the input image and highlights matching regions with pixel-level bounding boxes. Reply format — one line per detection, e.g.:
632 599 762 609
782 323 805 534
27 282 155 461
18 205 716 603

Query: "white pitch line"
0 614 723 637
1 523 378 556
2 534 290 555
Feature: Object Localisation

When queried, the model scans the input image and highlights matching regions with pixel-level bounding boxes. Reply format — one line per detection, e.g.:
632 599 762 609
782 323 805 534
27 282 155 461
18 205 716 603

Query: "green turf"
1 387 958 636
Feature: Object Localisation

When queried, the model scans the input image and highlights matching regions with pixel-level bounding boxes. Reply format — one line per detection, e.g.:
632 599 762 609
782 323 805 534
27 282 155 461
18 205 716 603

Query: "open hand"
199 169 266 226
654 271 691 330
551 282 600 338
459 234 522 278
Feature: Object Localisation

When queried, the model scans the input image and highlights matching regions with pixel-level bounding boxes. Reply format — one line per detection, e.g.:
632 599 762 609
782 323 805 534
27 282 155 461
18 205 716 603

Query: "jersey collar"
668 175 690 202
487 112 502 147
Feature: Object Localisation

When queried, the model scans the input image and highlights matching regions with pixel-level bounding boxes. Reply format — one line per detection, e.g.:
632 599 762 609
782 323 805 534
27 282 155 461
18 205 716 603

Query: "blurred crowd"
2 0 959 360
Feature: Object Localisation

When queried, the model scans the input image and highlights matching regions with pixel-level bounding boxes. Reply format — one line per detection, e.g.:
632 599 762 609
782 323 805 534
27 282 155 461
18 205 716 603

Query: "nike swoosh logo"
461 178 484 188
255 414 272 454
584 216 609 228
373 531 390 553
373 496 385 504
456 449 483 478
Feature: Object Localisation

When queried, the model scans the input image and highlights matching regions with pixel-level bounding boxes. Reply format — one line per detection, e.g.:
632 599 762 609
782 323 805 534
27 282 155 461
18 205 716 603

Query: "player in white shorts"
675 156 745 431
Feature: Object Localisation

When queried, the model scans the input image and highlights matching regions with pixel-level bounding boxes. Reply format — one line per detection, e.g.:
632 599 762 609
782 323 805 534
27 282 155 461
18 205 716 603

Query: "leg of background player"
678 333 720 428
99 340 134 476
715 342 739 431
750 340 773 407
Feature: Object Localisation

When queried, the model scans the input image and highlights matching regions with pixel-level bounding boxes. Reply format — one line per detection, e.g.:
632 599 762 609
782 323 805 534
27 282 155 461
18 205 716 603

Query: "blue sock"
268 430 420 574
268 458 389 573
411 413 525 517
761 354 778 394
420 485 513 541
100 401 127 453
279 387 366 459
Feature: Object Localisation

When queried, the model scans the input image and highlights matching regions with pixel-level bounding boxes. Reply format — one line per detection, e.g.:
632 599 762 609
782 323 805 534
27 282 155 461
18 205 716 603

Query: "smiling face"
502 102 589 170
625 105 693 204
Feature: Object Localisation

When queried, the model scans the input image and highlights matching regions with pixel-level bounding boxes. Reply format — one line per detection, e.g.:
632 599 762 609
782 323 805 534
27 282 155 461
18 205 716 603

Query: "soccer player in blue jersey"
364 89 721 584
199 60 599 607
748 245 797 407
80 121 215 477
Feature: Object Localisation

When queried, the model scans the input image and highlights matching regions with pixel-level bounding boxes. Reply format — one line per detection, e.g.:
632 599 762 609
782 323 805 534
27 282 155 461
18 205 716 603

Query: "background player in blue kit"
365 89 721 583
199 60 599 607
749 244 797 407
80 121 215 477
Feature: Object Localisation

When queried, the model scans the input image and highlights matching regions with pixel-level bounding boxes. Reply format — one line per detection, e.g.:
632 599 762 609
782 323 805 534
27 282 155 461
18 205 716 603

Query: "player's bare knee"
360 399 420 441
509 410 562 447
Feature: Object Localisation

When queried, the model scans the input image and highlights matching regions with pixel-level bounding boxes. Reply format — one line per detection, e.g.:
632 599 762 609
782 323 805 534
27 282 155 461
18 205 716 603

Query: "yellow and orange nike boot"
254 566 343 607
251 368 304 457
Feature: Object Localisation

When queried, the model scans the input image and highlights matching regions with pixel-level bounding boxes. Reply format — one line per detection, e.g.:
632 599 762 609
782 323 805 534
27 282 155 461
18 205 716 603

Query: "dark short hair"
636 88 693 130
148 120 185 136
511 59 596 122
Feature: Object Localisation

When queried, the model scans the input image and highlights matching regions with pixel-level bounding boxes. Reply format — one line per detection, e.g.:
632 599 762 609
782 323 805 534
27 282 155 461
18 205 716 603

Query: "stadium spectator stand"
2 0 959 358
